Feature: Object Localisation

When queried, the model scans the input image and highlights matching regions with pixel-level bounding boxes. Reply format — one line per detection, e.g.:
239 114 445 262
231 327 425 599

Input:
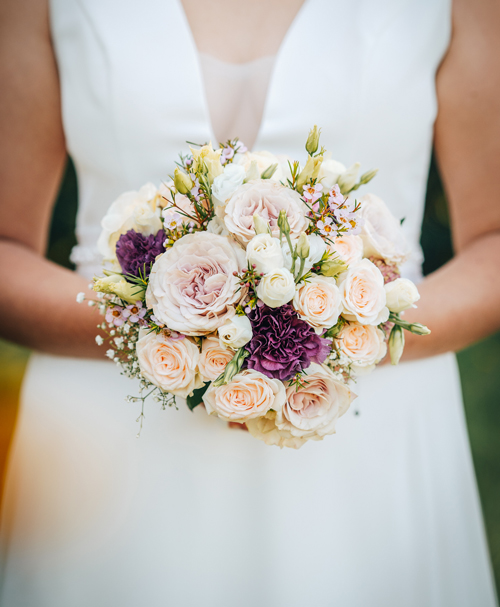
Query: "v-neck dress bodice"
0 1 497 606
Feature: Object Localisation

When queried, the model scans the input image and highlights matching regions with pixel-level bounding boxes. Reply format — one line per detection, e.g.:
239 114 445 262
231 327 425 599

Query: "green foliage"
186 383 209 411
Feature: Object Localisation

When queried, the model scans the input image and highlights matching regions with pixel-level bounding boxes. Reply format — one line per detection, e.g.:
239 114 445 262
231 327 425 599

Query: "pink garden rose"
335 322 387 373
146 232 246 335
338 259 389 325
222 179 308 247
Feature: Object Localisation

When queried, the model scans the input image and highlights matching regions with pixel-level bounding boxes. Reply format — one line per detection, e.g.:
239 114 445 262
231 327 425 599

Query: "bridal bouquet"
80 126 429 448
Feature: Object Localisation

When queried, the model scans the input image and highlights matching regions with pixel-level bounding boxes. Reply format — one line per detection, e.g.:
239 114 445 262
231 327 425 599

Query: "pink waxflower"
302 183 323 207
105 305 126 327
123 301 146 323
221 147 234 164
162 210 182 231
317 217 334 236
328 184 344 208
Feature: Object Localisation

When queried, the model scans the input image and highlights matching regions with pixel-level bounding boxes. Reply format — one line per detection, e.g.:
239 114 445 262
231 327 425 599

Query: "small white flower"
212 163 246 206
114 336 124 348
106 349 115 359
95 335 104 346
218 315 253 349
88 300 95 307
76 292 85 304
257 267 296 308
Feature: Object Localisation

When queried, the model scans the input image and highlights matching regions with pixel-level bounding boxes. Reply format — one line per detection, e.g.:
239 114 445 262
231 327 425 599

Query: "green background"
0 157 499 592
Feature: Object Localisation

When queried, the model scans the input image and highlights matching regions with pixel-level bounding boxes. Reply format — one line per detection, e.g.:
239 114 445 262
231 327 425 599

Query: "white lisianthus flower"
338 259 389 325
328 235 364 267
282 234 327 274
256 267 296 308
293 275 342 335
206 215 229 236
233 150 284 181
203 369 286 423
335 322 387 374
358 193 411 264
384 278 420 313
246 234 284 275
218 315 253 349
318 152 346 190
97 183 162 266
212 163 246 206
136 330 204 399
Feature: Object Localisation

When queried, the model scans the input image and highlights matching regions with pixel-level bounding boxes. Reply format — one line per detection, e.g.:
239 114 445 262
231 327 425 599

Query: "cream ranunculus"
338 259 389 325
335 322 387 373
275 363 355 441
282 234 327 275
358 193 411 264
256 267 296 308
233 150 285 182
246 234 284 275
329 235 364 267
198 336 234 382
202 369 286 423
222 180 308 247
212 163 246 206
218 315 253 349
97 183 162 265
318 152 346 190
293 275 342 334
146 232 246 335
384 278 420 313
136 330 204 399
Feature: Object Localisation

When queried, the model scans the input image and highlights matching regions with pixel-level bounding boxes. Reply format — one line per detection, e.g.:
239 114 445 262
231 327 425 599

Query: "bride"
0 0 499 605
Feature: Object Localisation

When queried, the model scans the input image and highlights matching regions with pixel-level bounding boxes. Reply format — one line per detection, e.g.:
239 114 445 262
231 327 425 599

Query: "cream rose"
136 330 203 399
293 275 342 334
384 278 420 313
336 322 387 373
282 234 327 275
233 150 285 182
256 267 296 308
358 193 411 264
246 234 284 275
212 163 246 206
329 235 363 267
246 411 307 449
275 363 355 441
218 315 253 349
339 259 389 325
97 183 162 265
222 180 308 247
198 336 234 382
318 153 346 190
146 232 246 335
202 369 286 423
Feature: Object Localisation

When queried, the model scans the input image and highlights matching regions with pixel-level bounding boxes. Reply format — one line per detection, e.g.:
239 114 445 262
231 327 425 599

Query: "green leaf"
186 383 209 411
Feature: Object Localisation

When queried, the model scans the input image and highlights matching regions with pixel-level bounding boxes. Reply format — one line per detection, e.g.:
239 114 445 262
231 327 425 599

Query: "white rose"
338 259 389 325
335 322 387 373
198 336 234 382
329 235 363 267
136 330 204 399
256 268 296 308
222 180 308 247
218 315 253 349
246 234 284 275
206 216 229 236
212 163 246 206
384 278 420 313
358 193 411 264
97 183 162 265
203 369 286 423
318 152 346 190
293 275 342 334
282 234 327 274
233 150 284 182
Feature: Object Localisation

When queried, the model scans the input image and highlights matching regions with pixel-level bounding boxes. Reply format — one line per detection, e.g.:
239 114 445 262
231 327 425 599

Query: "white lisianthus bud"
246 234 284 275
218 315 253 349
253 213 271 235
389 325 405 365
283 234 326 274
305 125 321 156
384 278 420 313
337 162 361 194
93 274 145 304
174 168 193 195
296 232 310 260
257 268 296 308
244 160 260 183
296 156 323 192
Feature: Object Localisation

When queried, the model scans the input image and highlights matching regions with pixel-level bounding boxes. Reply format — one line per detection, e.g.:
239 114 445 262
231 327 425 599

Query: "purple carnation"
116 229 165 277
245 304 332 381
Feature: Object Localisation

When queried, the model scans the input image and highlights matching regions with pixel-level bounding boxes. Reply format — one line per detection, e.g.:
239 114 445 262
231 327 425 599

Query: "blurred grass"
0 156 498 591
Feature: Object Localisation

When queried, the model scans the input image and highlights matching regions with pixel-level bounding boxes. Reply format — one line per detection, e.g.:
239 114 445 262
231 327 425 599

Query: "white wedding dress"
1 0 497 605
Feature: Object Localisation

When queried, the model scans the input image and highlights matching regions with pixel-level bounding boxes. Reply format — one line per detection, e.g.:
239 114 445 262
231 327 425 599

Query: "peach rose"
274 363 355 441
338 259 389 325
246 411 307 449
197 337 234 382
329 235 363 267
336 322 387 373
146 232 246 336
202 369 286 423
222 180 308 247
293 275 342 334
136 330 204 399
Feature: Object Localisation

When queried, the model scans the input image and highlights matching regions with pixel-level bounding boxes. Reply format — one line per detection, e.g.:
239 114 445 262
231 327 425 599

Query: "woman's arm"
0 0 102 357
401 0 500 361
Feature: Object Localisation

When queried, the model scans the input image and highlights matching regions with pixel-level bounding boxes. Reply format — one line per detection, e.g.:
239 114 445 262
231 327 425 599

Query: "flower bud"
296 232 310 260
260 163 278 180
296 156 323 192
305 125 321 156
174 168 193 195
389 325 404 365
212 347 249 386
243 160 260 183
337 162 361 194
93 274 145 304
384 278 420 313
277 209 291 236
407 323 431 336
320 257 347 277
253 214 271 235
359 168 378 185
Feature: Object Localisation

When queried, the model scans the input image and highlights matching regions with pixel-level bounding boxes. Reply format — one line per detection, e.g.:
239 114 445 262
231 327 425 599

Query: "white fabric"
0 0 497 605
